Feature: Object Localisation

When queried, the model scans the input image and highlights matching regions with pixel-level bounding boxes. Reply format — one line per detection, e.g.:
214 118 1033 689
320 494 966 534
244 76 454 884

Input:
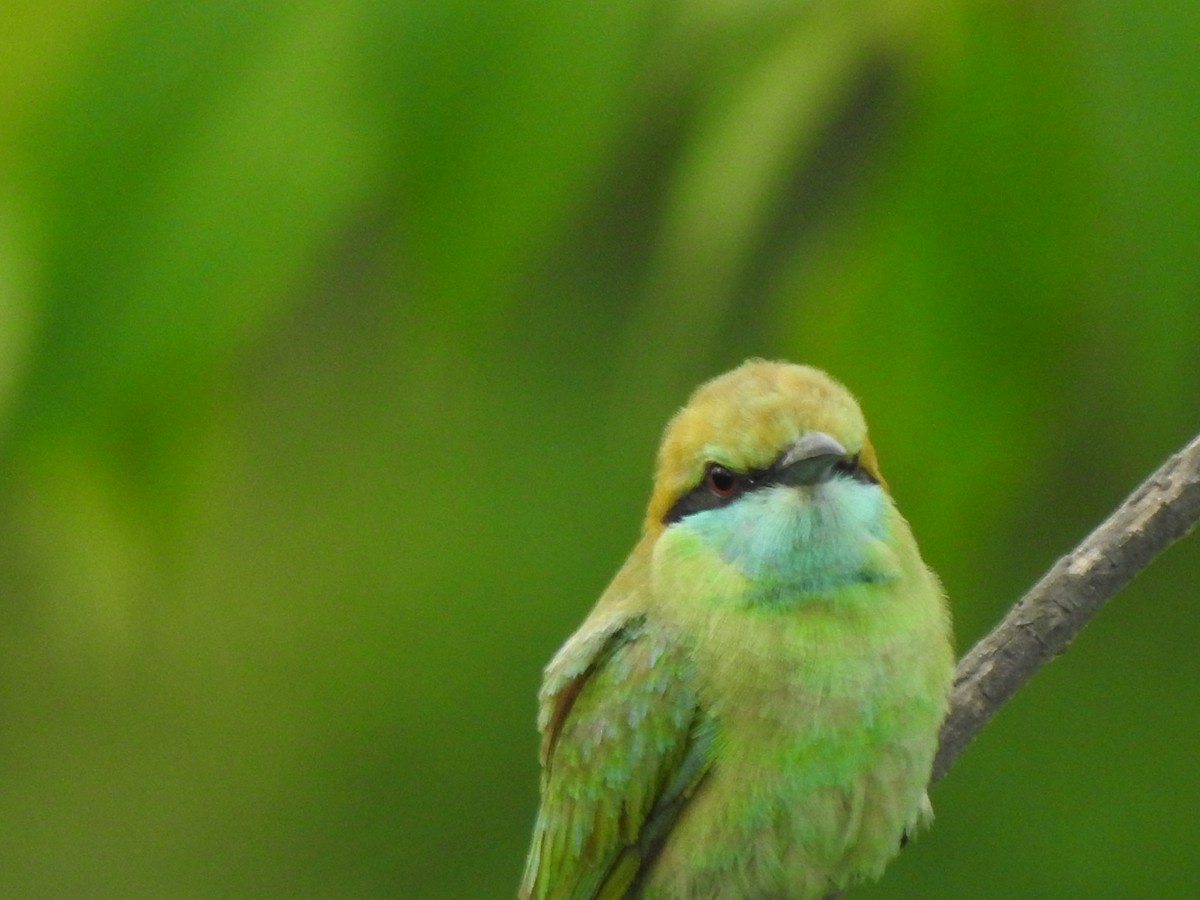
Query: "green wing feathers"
520 616 709 900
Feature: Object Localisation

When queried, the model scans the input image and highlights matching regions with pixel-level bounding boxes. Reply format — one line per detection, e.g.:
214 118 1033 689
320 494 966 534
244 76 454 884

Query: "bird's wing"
519 613 712 900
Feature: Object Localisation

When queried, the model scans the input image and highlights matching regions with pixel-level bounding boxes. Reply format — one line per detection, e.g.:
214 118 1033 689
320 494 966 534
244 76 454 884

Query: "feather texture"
520 360 953 899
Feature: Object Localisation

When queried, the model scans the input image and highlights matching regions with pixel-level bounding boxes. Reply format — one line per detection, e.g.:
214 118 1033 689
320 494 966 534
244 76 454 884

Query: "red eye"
705 465 737 496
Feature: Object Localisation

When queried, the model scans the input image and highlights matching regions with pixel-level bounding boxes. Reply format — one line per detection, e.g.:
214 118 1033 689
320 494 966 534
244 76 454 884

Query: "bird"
519 359 954 900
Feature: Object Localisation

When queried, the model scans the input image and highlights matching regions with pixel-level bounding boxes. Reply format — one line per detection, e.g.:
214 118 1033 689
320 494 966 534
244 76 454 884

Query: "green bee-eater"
520 360 954 899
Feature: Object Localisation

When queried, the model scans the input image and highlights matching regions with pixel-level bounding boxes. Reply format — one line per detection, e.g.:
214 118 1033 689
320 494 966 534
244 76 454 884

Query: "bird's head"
645 360 904 605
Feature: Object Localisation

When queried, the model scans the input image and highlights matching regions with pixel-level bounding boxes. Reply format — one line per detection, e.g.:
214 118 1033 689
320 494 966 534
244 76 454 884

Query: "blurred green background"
2 1 1198 897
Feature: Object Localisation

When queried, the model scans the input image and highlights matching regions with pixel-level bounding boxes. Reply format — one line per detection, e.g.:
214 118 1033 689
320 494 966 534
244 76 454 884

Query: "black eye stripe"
662 463 747 524
835 455 878 485
662 478 734 525
661 453 877 525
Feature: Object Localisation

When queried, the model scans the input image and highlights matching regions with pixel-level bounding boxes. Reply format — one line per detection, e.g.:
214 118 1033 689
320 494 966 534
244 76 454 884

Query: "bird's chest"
644 602 935 898
699 592 917 733
705 605 921 803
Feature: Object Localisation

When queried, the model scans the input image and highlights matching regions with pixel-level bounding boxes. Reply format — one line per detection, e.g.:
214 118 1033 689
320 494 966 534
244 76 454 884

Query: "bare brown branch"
932 431 1200 782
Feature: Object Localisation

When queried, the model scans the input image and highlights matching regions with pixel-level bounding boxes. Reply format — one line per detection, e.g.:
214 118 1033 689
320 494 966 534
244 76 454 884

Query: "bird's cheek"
650 528 748 606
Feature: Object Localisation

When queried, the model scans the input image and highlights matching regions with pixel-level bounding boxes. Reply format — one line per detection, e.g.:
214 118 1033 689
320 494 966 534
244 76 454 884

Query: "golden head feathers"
644 360 885 531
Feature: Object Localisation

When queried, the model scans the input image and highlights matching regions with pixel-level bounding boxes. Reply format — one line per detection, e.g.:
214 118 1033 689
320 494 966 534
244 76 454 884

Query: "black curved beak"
772 432 848 487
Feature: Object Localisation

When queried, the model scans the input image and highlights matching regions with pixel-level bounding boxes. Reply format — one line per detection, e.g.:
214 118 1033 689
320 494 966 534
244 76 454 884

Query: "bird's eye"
705 464 737 497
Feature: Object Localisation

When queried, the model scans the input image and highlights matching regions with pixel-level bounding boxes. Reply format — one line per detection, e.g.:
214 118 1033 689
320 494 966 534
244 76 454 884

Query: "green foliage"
1 1 1197 897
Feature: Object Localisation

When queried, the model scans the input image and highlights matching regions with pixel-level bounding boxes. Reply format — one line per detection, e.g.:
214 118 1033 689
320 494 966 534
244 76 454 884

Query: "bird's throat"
675 482 896 609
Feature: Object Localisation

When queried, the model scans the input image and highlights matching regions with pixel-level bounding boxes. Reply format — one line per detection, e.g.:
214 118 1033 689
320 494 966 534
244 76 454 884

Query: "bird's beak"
774 432 848 487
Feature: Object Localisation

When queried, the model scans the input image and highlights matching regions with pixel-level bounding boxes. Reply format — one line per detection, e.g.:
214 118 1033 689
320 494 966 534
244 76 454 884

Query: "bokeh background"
2 1 1198 897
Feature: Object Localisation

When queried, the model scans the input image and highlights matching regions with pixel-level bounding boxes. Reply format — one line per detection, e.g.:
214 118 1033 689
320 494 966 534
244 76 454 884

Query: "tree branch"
932 431 1200 782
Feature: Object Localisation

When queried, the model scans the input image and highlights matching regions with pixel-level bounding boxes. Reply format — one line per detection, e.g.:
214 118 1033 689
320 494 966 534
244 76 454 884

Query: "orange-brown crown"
644 360 885 532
